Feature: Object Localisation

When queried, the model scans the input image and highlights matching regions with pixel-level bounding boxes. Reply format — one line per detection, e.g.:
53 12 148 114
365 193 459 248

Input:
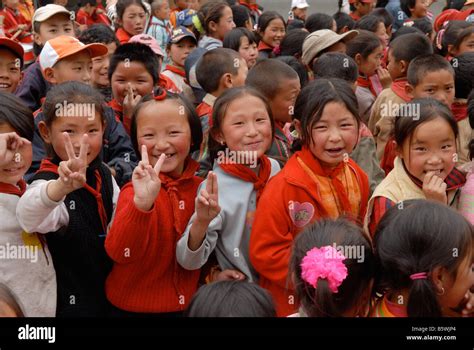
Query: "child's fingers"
197 193 210 206
63 132 76 160
147 164 159 182
78 134 89 163
153 153 166 175
140 145 149 165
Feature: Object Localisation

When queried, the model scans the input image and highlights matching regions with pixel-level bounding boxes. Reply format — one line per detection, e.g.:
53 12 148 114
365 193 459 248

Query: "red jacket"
105 159 203 313
249 148 369 316
115 28 131 44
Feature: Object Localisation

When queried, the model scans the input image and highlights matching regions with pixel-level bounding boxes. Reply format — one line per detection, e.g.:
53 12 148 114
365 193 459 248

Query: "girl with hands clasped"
105 94 204 316
16 84 120 317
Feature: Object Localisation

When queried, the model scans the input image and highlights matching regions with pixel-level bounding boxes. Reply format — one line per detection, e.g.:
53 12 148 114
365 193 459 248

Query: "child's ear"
448 44 458 57
431 265 449 296
354 53 363 66
43 67 57 84
341 25 349 34
33 32 43 46
405 83 415 100
293 119 302 136
210 128 225 145
38 121 52 144
208 20 218 34
399 59 408 74
222 73 233 89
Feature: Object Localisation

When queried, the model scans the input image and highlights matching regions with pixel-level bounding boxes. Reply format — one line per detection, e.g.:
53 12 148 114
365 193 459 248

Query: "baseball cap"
291 0 309 9
176 9 197 27
0 37 24 64
39 35 108 71
129 34 164 57
32 4 71 29
169 26 197 45
302 29 358 66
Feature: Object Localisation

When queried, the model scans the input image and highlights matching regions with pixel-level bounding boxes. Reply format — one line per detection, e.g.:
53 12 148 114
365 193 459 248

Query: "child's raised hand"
0 132 30 167
132 145 166 211
195 171 221 224
58 132 89 191
423 171 448 204
377 67 392 90
123 83 142 119
213 269 246 282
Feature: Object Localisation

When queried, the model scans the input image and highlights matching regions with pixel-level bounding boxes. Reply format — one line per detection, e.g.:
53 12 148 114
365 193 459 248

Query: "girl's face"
357 45 383 76
111 61 155 104
398 117 456 182
214 94 273 162
260 18 286 48
136 100 191 175
410 0 429 19
91 42 117 88
375 22 389 48
0 123 32 186
120 4 147 36
39 114 104 165
168 38 196 67
452 33 474 56
238 36 258 69
210 6 235 41
309 102 359 168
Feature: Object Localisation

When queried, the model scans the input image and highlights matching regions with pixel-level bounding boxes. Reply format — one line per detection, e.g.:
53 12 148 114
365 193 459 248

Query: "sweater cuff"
40 180 66 208
125 197 157 222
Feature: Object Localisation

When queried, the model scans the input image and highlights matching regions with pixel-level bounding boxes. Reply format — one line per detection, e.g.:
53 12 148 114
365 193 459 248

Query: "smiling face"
136 100 191 175
398 117 456 182
260 18 286 48
308 102 359 168
91 42 117 88
0 48 21 93
0 123 32 185
111 61 155 104
120 4 147 36
410 0 429 19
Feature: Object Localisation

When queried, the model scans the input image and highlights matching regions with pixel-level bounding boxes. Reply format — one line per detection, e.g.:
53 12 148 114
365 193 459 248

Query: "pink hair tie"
410 272 428 280
300 246 348 293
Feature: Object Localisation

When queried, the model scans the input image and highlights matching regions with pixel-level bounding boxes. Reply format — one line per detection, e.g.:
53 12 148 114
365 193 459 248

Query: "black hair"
130 93 202 155
451 52 474 99
196 48 241 93
468 89 474 129
223 27 257 52
411 17 433 38
355 14 385 33
305 13 335 33
116 0 148 21
407 54 455 86
79 0 97 6
291 80 318 152
0 92 34 141
230 4 251 28
371 7 394 28
437 21 473 57
245 58 299 100
275 56 308 88
333 11 356 34
393 98 458 150
444 0 466 10
376 0 390 6
0 283 24 317
277 29 309 59
313 52 358 83
346 30 382 59
299 78 360 148
209 86 275 163
186 280 276 317
257 11 286 41
78 23 120 47
389 32 433 63
400 0 417 17
203 1 231 35
390 25 423 42
290 218 374 317
287 19 305 31
374 200 473 317
108 42 160 84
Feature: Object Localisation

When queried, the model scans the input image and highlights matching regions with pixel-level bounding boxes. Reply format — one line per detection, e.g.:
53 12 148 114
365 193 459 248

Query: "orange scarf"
239 1 259 12
219 155 272 203
357 74 377 97
115 28 132 44
258 40 274 52
451 102 468 122
165 64 186 78
390 78 411 102
0 179 26 197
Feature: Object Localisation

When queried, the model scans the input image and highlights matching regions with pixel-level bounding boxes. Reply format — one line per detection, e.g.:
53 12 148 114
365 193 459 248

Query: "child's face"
292 7 307 21
45 51 93 85
210 6 235 41
387 49 405 80
410 0 429 19
231 58 248 88
408 70 455 107
261 18 286 48
0 123 32 186
120 4 147 36
398 117 456 182
375 22 389 48
111 61 154 104
168 38 196 67
34 14 75 47
214 94 273 162
186 0 199 11
451 33 474 56
154 1 170 21
355 1 375 16
238 36 258 69
91 42 117 88
0 48 22 93
136 100 191 175
39 114 104 165
309 102 359 168
268 78 301 124
357 45 383 76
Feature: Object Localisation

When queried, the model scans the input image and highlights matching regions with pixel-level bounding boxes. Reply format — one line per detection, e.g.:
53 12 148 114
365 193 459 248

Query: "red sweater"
105 159 203 313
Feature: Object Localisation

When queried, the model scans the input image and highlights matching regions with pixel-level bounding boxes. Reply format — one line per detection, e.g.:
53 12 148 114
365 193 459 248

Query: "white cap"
32 4 71 28
291 0 309 9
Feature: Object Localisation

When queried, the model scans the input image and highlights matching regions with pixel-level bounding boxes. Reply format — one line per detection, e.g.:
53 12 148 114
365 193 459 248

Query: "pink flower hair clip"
300 245 348 293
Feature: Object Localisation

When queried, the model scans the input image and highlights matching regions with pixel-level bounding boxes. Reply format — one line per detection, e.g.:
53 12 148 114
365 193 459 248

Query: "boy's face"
410 0 429 19
408 69 455 107
268 78 301 124
0 48 22 93
91 42 117 88
168 38 196 67
154 1 170 20
111 61 154 104
44 51 93 85
0 123 32 186
34 14 75 47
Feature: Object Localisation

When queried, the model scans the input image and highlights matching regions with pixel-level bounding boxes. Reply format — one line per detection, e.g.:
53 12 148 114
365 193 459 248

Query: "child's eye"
441 144 452 150
256 117 267 122
425 89 435 94
89 129 99 133
63 130 74 134
169 131 181 135
233 121 244 126
341 123 354 128
414 147 426 152
143 134 154 138
49 29 57 33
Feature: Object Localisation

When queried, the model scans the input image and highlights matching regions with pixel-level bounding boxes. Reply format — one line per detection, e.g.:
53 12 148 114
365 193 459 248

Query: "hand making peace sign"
58 132 89 191
195 171 221 224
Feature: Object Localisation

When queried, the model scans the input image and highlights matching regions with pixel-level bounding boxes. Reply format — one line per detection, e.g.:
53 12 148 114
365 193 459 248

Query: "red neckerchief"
451 102 468 122
349 12 360 21
401 159 466 191
258 40 274 52
357 74 377 97
239 1 259 12
37 159 109 234
390 78 411 102
154 88 167 100
115 28 132 44
219 155 272 203
0 179 26 197
165 64 186 78
159 73 180 93
159 157 199 233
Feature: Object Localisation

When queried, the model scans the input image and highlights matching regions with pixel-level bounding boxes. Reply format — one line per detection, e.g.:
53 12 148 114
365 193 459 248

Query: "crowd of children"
0 0 473 318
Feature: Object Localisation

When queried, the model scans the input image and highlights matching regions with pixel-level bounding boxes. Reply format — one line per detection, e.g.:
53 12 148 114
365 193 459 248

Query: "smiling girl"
256 11 286 59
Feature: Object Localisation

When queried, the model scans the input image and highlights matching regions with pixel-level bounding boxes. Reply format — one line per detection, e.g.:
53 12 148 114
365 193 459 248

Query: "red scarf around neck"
0 179 26 197
165 64 186 78
357 74 377 97
390 78 411 102
451 102 468 122
258 40 274 52
239 1 259 12
115 27 132 44
219 155 272 203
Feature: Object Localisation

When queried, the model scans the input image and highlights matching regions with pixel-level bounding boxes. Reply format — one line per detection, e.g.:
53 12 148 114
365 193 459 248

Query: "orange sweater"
249 147 369 316
105 159 203 313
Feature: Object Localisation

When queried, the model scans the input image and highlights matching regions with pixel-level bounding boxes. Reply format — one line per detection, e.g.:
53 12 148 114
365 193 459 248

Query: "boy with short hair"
147 0 172 64
0 37 24 93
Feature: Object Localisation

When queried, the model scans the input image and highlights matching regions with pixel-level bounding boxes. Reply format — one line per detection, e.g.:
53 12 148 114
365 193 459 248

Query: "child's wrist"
133 196 154 211
46 179 71 202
